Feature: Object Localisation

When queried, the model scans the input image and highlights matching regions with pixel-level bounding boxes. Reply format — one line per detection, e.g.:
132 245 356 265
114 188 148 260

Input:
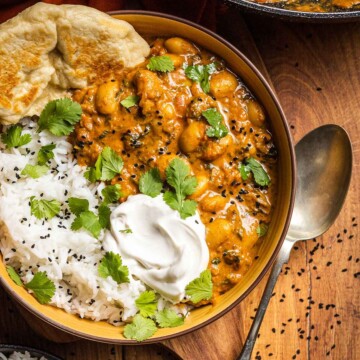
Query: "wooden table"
1 6 359 360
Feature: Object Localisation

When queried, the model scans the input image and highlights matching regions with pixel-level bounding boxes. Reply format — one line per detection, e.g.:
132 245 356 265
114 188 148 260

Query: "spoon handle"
237 239 294 360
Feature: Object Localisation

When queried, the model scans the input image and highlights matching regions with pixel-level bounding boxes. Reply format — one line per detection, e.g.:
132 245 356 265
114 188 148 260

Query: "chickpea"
164 37 198 55
95 80 119 114
209 71 238 98
201 134 233 161
179 121 205 153
200 193 228 213
166 54 184 68
135 70 163 100
160 102 176 119
206 218 234 249
189 174 209 199
247 100 265 127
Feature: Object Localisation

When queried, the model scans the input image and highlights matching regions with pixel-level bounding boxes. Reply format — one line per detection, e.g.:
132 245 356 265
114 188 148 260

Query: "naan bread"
0 3 150 125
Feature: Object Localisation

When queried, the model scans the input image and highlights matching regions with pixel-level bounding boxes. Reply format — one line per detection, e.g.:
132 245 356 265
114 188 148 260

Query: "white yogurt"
103 194 209 303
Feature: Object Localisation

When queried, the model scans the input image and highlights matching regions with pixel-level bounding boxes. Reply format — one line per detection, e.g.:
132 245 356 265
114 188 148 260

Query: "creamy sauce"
104 194 209 303
72 37 278 300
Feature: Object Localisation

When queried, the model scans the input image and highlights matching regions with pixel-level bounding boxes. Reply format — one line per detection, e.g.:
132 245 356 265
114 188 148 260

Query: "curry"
71 37 277 300
251 0 360 12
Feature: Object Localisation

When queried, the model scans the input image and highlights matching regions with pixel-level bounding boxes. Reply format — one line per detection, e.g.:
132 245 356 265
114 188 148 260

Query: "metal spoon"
238 124 352 360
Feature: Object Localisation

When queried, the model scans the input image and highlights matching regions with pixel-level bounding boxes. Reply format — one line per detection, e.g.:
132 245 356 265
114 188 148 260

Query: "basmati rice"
0 118 185 326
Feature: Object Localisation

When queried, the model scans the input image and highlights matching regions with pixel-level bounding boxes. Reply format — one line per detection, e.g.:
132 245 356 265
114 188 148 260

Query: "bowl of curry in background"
0 11 295 344
225 0 360 21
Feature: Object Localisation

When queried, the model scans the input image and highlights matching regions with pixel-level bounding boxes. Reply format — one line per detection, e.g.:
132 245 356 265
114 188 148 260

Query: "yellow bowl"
0 11 295 344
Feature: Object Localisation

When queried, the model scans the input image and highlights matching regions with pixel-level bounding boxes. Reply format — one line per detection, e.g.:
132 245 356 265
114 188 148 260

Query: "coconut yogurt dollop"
104 194 209 303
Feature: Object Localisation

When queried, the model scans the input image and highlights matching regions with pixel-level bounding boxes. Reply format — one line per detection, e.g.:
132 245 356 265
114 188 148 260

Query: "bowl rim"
0 10 296 344
224 0 360 21
0 344 62 360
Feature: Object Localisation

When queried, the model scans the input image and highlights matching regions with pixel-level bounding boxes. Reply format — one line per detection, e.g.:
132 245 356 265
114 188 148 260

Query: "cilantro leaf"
84 166 99 183
239 158 270 187
68 197 89 216
119 229 133 234
6 266 23 287
147 56 174 72
86 147 123 182
100 147 123 180
38 98 82 136
202 108 229 139
239 163 250 180
102 184 121 205
98 251 129 284
98 203 111 230
180 199 198 219
165 158 197 197
135 291 158 317
21 164 49 179
121 95 140 109
37 144 56 165
124 314 157 342
184 63 217 93
155 309 185 328
163 158 198 219
71 211 102 238
139 168 163 198
30 197 61 220
25 272 56 305
257 223 268 237
1 125 31 149
185 269 213 303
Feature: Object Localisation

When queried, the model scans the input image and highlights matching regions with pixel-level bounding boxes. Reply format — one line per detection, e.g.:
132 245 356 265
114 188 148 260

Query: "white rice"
0 351 47 360
0 118 185 325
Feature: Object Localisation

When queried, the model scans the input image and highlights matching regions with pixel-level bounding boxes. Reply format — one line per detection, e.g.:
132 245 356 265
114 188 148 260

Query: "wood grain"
0 8 359 360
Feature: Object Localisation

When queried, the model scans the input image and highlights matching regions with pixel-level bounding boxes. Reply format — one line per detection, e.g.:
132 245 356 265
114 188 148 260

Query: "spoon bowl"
289 124 352 241
238 124 352 360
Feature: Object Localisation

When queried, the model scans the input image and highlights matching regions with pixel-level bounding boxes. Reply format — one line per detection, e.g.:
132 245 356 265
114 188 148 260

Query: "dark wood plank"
242 15 360 360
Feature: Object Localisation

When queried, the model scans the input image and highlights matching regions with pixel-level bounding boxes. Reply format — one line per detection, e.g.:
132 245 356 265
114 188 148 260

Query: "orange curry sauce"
71 37 278 300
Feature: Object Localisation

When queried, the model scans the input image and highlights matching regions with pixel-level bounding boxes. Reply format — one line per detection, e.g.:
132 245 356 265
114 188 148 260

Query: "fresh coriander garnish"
37 144 56 165
239 157 270 187
98 251 129 284
123 314 157 342
155 308 185 328
68 197 109 236
163 158 197 219
147 55 174 72
121 95 140 109
202 108 229 139
68 197 89 216
135 291 158 317
101 184 122 205
1 125 31 149
119 229 132 234
30 197 61 220
25 271 56 305
6 266 23 286
257 223 268 237
185 269 213 304
84 146 123 182
184 63 217 94
71 210 102 238
98 203 111 230
37 98 82 136
21 164 49 179
139 168 163 198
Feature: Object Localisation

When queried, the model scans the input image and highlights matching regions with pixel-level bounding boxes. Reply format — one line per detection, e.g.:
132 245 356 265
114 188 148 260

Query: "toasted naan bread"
0 3 150 125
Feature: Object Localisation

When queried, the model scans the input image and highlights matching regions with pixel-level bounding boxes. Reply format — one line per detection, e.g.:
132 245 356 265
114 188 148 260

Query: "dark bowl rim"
0 10 296 345
0 344 62 360
224 0 360 20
